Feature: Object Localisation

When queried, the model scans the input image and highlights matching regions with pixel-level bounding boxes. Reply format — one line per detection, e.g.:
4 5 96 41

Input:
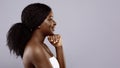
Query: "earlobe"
38 26 41 29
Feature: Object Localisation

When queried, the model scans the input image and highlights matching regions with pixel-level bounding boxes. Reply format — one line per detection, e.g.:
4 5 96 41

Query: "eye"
48 18 52 20
48 17 54 21
48 16 54 22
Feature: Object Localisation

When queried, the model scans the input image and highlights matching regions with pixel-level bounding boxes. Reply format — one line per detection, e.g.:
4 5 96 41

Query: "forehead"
48 11 53 17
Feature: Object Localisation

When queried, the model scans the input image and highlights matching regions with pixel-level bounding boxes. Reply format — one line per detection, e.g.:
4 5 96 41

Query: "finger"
48 36 53 43
55 36 59 44
53 35 58 44
56 35 59 42
52 35 57 44
47 36 50 41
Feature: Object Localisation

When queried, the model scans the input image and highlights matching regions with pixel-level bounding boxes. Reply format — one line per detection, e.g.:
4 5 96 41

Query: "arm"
55 46 66 68
31 45 52 68
48 34 66 68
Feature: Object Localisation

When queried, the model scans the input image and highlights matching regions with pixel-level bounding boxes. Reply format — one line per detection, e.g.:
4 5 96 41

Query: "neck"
30 29 46 44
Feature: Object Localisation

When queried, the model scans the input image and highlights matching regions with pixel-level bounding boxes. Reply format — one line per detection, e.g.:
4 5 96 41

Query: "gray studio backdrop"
0 0 120 68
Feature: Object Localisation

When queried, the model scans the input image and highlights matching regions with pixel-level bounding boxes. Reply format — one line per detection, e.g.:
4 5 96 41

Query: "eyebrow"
49 16 53 18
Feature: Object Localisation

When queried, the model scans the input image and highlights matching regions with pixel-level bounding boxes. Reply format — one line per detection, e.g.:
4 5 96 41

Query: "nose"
53 20 56 26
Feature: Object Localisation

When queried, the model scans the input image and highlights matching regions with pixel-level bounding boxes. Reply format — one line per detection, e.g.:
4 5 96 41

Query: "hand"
47 34 62 47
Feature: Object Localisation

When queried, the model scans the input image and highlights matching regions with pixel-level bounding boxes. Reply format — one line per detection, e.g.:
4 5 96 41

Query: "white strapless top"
49 56 60 68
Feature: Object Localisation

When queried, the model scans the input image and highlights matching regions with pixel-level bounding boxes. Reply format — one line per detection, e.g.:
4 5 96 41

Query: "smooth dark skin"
23 11 66 68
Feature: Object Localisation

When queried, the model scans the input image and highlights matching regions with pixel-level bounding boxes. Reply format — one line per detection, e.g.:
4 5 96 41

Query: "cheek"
46 21 52 28
43 22 51 31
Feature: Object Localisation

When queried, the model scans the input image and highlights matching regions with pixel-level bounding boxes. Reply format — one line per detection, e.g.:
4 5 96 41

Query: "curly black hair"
6 3 51 58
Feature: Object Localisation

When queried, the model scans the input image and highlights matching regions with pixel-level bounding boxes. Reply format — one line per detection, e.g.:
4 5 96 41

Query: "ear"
38 26 41 29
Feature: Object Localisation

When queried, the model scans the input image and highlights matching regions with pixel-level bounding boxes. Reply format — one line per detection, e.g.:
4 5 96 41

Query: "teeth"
51 27 54 31
51 26 55 31
52 28 54 31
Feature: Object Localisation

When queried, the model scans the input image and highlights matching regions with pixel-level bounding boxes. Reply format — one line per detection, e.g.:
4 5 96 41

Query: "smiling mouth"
50 26 54 31
51 27 55 31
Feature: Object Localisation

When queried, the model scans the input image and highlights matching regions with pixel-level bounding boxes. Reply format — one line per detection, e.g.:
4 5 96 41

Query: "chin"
50 32 54 35
47 31 54 36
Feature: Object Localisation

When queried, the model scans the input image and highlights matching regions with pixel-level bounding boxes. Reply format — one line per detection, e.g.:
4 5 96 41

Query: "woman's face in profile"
39 11 56 35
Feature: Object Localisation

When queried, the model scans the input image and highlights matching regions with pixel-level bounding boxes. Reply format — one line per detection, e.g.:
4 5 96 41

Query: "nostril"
53 20 56 26
54 23 56 26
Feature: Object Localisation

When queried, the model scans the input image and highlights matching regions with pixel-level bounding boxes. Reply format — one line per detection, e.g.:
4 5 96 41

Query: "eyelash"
48 18 53 21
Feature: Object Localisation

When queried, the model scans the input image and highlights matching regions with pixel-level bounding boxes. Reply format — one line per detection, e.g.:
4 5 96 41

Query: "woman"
7 3 65 68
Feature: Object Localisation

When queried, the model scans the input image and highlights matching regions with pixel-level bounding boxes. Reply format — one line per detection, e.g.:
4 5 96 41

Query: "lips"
50 26 54 31
50 24 55 32
51 27 55 31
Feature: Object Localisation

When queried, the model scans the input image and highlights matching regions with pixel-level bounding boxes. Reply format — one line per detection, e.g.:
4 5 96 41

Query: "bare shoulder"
23 44 44 64
23 44 43 59
24 43 48 61
31 44 44 57
23 44 44 68
24 45 52 68
23 44 52 68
